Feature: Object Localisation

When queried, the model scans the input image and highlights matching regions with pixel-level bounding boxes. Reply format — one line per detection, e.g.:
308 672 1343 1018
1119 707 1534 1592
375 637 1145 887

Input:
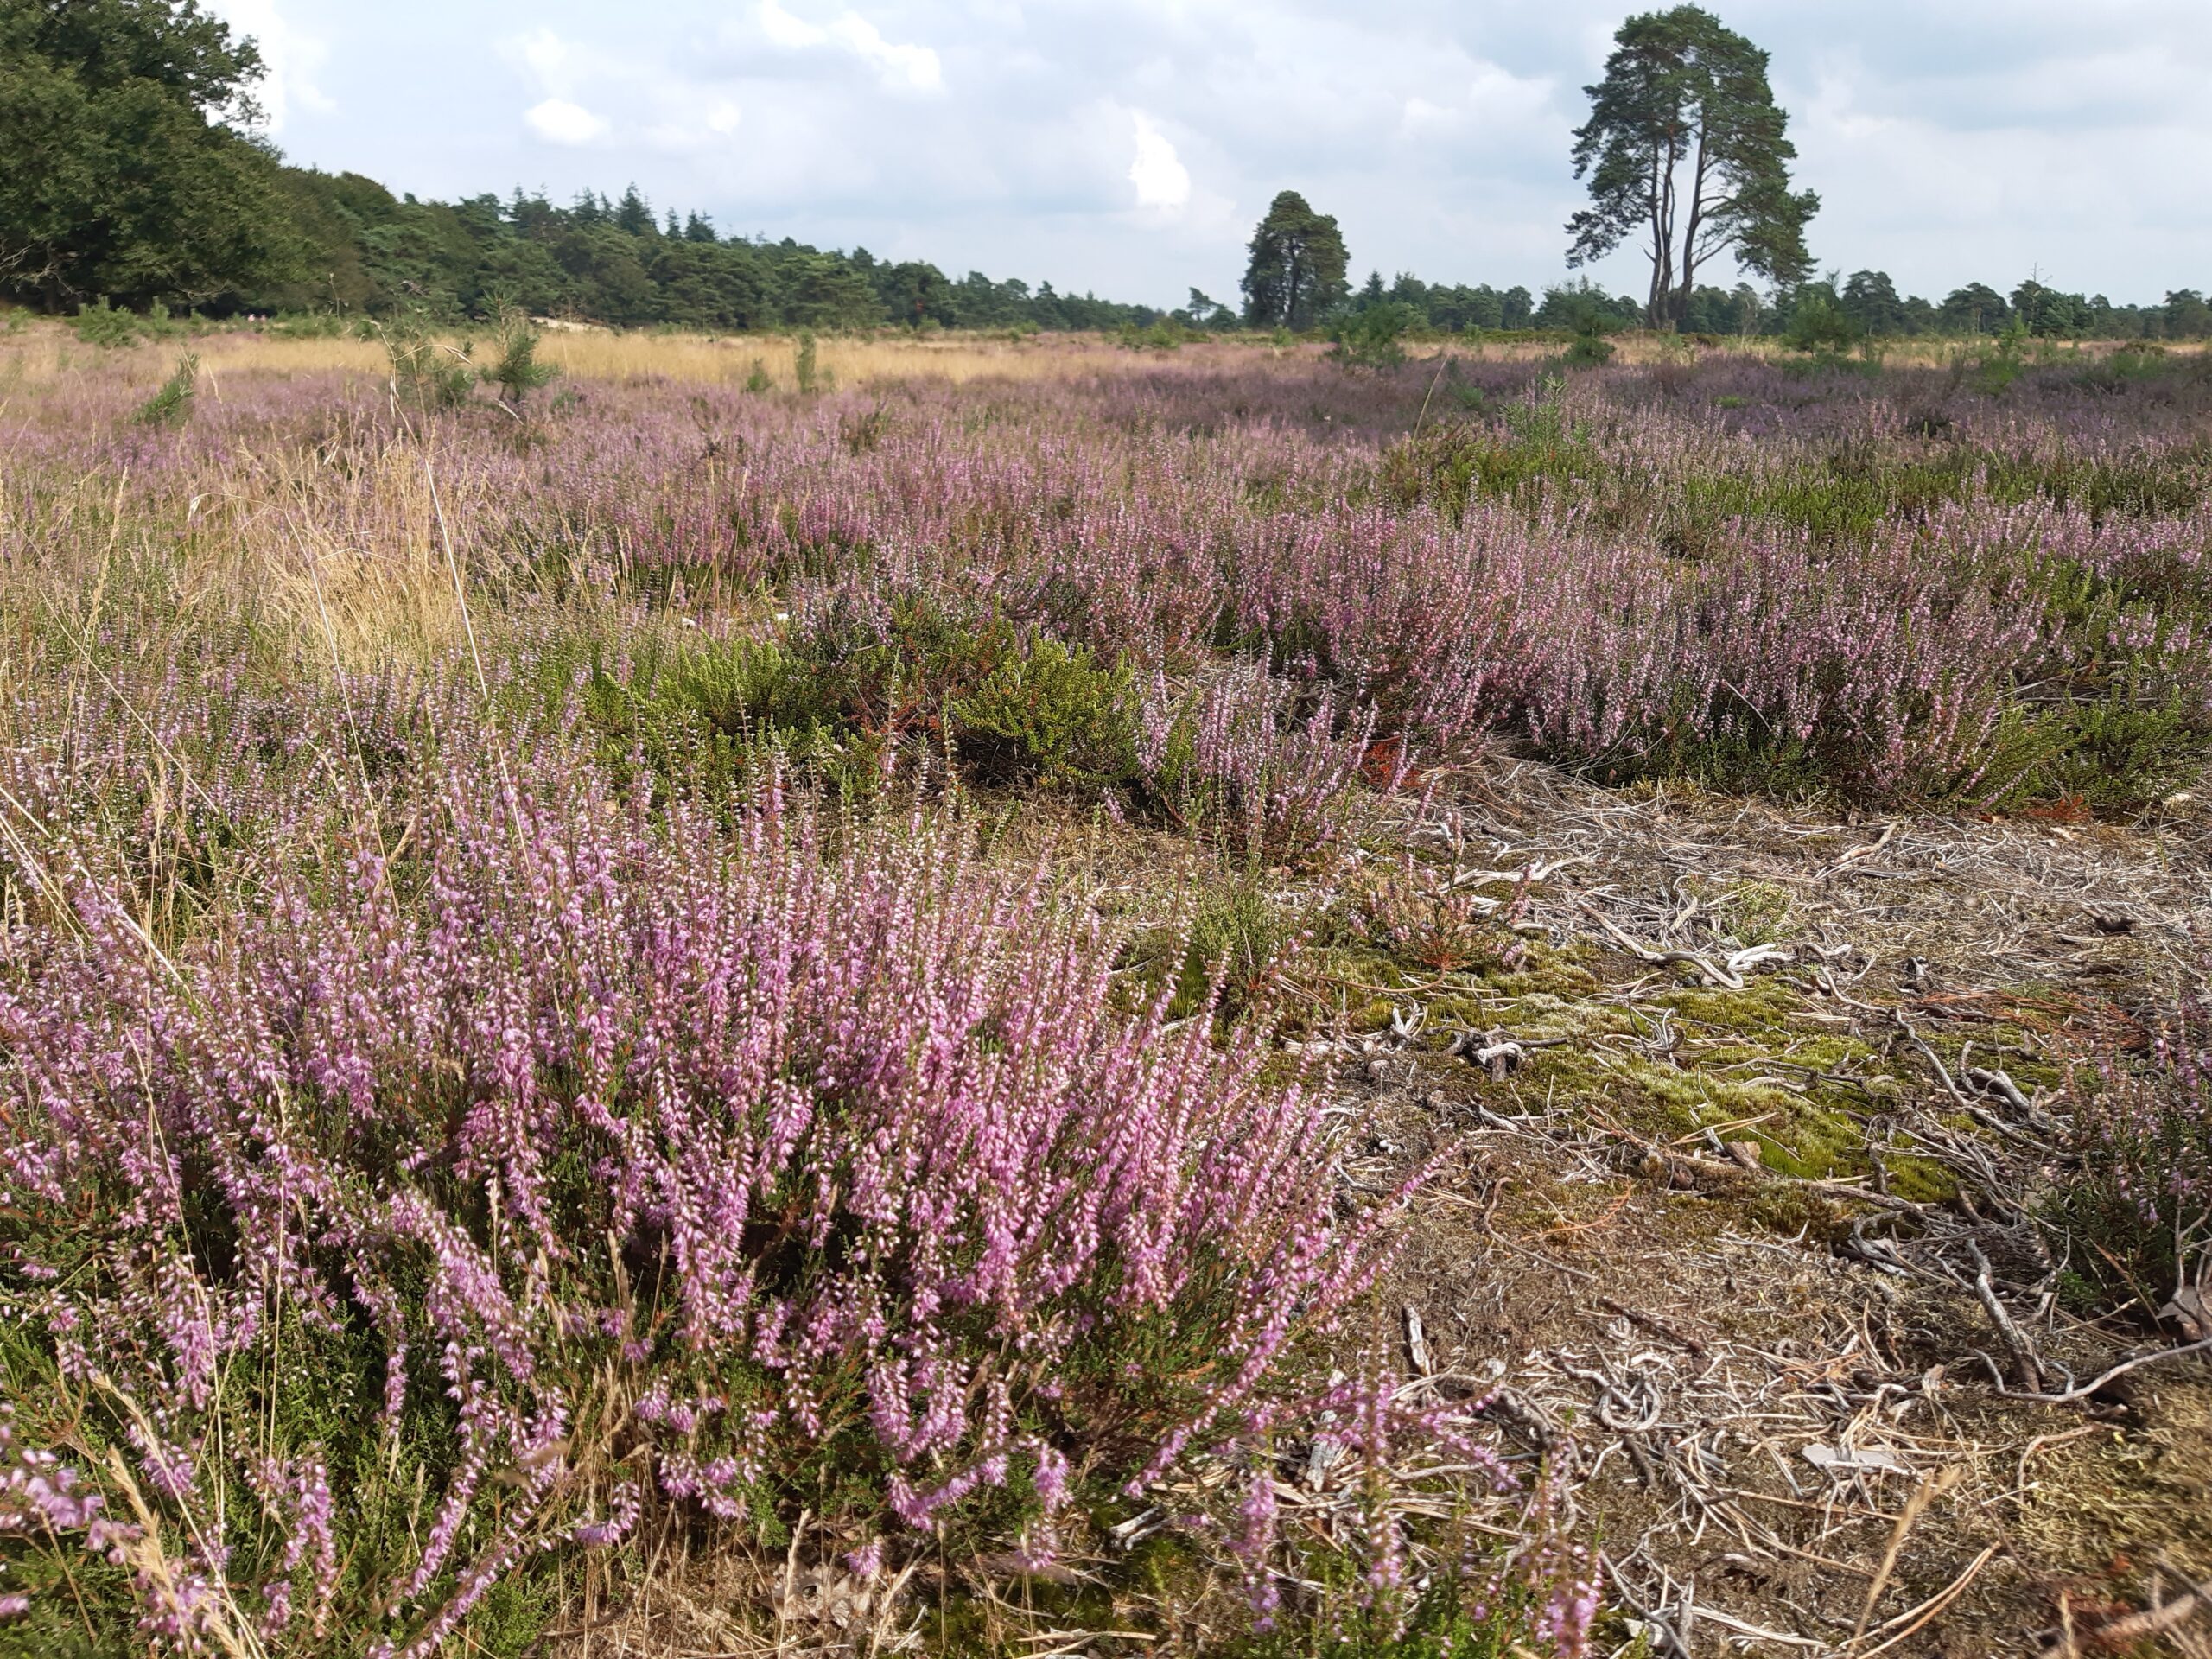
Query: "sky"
204 0 2212 311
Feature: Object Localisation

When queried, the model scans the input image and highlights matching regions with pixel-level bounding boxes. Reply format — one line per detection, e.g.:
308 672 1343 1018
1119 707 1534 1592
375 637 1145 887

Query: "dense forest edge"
3 0 2209 343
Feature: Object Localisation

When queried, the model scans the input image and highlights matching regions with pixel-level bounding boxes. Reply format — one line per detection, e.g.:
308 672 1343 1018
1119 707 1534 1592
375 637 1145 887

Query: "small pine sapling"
479 302 559 408
379 308 475 411
133 352 200 427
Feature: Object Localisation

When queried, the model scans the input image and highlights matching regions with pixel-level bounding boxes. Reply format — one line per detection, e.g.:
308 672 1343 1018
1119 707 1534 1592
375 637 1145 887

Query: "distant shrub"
268 310 351 339
1783 287 1860 357
794 328 819 393
379 308 475 410
71 296 147 348
1327 302 1418 371
477 302 559 407
1561 321 1615 367
742 357 772 393
1118 319 1197 351
1965 319 2031 396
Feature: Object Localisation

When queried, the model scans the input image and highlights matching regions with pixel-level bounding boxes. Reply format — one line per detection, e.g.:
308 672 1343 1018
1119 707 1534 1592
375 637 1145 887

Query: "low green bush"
950 634 1136 786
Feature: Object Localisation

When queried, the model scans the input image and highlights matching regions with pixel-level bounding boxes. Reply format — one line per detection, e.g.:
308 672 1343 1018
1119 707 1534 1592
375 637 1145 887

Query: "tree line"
0 0 1156 332
3 0 2205 340
261 171 1155 333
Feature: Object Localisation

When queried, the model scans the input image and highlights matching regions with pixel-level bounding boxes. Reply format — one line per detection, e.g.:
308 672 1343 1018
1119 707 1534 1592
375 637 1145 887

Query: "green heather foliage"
69 294 146 346
379 307 474 410
1328 302 1418 371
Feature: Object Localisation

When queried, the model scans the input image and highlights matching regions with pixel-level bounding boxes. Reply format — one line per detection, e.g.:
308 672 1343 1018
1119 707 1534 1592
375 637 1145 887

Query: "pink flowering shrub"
11 354 2212 813
1135 665 1399 863
2051 952 2212 1313
0 675 1580 1653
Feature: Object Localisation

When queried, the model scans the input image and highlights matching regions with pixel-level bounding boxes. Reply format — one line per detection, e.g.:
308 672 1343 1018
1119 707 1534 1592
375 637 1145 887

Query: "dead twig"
1980 1333 2212 1405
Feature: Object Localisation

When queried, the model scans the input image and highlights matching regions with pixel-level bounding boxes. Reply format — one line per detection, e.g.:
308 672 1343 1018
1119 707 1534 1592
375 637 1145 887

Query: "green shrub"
2010 690 2212 815
581 603 1143 803
269 310 350 339
1561 324 1614 367
950 634 1136 786
1327 302 1418 371
477 302 558 407
1783 286 1859 356
132 352 199 427
1377 377 1592 523
380 308 475 410
794 329 819 393
71 296 143 348
1122 880 1303 1025
1118 319 1196 352
1966 320 2031 396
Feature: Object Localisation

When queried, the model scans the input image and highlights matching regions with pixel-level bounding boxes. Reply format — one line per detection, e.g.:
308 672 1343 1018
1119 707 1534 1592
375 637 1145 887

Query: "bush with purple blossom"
0 665 1580 1654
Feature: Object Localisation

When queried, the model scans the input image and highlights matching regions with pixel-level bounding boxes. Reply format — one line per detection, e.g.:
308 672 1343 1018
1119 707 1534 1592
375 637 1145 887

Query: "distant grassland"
6 314 2203 400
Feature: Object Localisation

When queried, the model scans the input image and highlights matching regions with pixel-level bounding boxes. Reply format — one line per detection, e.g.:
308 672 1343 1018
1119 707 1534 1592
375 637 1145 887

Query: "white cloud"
708 99 743 135
756 3 943 92
518 29 577 95
758 0 827 50
1399 62 1554 139
831 15 942 92
1128 112 1190 211
203 0 332 130
526 99 611 146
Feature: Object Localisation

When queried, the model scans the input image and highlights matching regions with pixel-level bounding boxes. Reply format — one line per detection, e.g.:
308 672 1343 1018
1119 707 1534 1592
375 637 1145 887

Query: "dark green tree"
777 253 884 329
613 185 656 237
0 0 301 308
1937 282 2008 335
874 258 956 327
1839 269 1905 336
1179 288 1233 327
2163 289 2212 339
1567 5 1817 328
1240 190 1349 329
2011 277 2091 339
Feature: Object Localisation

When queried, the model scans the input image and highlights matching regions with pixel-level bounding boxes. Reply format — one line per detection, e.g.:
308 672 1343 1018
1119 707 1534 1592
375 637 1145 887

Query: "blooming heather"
0 675 1452 1649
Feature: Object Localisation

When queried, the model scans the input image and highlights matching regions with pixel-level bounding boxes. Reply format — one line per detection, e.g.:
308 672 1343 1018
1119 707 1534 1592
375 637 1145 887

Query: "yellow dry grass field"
5 309 2198 397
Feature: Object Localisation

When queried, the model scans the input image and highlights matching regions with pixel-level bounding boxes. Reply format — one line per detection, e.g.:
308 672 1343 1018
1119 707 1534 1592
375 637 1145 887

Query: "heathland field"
0 324 2208 1656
